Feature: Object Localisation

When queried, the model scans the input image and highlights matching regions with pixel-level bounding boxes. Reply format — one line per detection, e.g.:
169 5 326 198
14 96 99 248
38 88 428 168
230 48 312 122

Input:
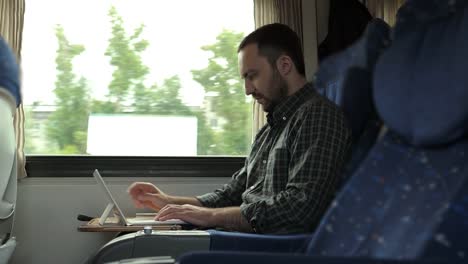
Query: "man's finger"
142 201 160 211
137 193 158 202
155 204 178 219
128 182 152 193
157 211 183 221
127 182 141 193
133 200 143 208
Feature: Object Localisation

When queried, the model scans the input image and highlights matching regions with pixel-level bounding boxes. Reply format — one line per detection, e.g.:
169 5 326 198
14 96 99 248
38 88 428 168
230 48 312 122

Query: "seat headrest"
0 36 20 107
396 0 468 26
316 18 390 86
374 1 468 146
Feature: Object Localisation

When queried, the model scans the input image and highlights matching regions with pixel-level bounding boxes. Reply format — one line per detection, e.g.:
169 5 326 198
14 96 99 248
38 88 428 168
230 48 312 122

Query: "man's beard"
263 69 288 112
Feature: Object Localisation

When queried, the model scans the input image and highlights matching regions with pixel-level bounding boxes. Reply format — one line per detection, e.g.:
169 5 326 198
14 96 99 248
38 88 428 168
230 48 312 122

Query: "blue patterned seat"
315 18 390 177
308 0 468 260
308 132 468 259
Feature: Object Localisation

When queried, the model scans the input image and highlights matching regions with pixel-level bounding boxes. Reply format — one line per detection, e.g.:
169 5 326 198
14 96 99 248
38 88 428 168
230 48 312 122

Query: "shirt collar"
266 82 317 126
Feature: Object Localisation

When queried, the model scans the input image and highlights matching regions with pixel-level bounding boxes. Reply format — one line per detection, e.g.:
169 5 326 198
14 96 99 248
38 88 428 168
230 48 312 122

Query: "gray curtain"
365 0 405 26
252 0 303 135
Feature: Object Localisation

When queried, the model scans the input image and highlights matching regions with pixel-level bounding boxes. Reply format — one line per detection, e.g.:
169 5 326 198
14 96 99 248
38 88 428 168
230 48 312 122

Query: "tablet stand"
98 202 123 225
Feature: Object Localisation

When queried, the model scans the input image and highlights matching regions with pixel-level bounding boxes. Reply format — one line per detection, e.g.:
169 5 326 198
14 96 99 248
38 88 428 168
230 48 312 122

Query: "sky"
21 0 254 107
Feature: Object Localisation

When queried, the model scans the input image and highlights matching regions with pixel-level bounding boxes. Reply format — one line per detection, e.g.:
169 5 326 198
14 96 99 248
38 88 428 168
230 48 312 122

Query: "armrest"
207 230 311 253
0 237 16 263
178 251 460 264
106 256 175 264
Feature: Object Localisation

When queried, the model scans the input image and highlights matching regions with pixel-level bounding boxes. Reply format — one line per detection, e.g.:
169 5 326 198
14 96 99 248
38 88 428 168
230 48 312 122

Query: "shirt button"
262 160 267 164
282 116 287 120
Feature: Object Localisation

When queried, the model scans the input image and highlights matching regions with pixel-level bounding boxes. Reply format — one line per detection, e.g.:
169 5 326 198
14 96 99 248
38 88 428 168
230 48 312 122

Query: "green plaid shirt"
197 83 351 234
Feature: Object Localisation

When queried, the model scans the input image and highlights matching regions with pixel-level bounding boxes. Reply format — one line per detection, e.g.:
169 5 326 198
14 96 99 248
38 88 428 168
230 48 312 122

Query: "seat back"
0 35 20 264
315 18 390 177
306 0 468 260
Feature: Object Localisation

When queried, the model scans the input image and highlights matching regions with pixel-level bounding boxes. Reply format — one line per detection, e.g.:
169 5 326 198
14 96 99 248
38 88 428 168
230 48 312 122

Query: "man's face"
238 43 288 112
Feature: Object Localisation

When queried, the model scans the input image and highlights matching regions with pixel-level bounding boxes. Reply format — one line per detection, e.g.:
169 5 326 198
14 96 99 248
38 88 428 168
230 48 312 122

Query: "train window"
22 0 254 157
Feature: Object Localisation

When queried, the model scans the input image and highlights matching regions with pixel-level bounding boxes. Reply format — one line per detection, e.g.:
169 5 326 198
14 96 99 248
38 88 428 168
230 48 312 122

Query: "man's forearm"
213 207 253 232
167 195 203 207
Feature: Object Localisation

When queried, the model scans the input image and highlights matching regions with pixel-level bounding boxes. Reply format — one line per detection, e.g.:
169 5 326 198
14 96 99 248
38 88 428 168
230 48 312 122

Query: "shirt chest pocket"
263 147 290 194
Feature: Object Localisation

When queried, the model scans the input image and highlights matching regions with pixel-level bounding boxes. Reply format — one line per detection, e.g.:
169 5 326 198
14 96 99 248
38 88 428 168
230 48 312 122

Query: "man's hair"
238 23 305 76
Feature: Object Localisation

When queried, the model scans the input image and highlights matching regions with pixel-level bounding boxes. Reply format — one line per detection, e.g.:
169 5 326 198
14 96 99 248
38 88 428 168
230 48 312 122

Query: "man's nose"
245 80 254 96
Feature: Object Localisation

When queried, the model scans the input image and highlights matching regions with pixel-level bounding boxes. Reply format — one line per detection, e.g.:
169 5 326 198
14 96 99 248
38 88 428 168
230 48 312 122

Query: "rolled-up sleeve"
240 102 351 234
197 162 248 208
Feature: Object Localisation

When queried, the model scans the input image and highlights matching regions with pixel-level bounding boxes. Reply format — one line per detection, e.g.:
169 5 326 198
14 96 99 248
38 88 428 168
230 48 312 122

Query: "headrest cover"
0 36 20 107
374 2 468 146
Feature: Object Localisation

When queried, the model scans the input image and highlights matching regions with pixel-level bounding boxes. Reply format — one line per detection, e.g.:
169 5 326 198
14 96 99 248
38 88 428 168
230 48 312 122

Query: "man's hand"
127 182 170 211
156 204 217 227
156 204 253 232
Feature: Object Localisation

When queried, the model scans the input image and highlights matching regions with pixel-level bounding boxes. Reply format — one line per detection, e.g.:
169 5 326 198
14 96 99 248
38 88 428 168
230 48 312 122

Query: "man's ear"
276 55 293 76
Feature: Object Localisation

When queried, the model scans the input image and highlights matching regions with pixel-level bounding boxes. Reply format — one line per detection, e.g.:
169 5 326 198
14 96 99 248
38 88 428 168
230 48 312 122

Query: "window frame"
25 155 245 178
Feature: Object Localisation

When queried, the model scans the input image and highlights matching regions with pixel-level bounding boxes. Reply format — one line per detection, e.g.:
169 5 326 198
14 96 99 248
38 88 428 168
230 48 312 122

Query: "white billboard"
87 114 197 156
